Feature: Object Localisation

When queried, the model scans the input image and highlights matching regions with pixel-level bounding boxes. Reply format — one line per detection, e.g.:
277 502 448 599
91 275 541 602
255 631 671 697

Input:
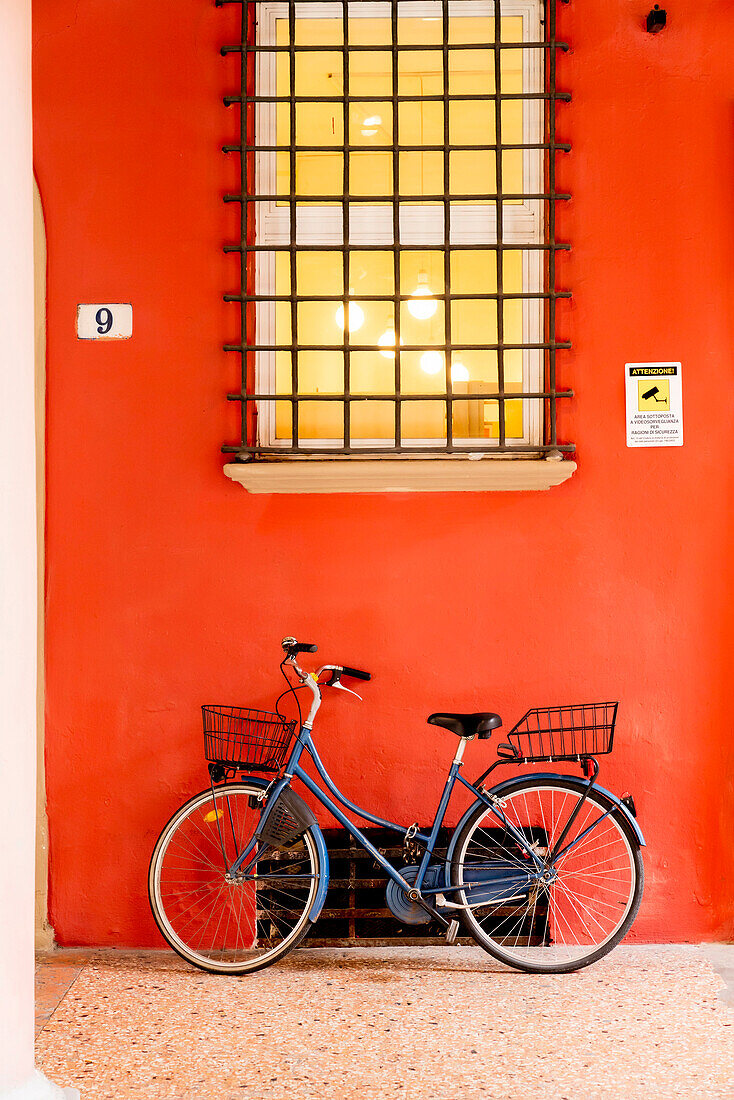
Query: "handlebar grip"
293 642 318 654
340 665 371 682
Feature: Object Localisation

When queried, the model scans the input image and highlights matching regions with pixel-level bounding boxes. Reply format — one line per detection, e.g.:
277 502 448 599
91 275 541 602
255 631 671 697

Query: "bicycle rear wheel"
450 777 643 973
148 781 320 974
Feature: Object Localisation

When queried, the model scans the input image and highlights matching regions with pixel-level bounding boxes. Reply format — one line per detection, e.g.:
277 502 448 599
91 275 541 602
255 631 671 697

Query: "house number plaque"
77 304 132 340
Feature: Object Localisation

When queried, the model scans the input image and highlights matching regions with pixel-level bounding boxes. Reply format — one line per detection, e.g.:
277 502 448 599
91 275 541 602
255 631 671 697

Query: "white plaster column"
0 3 76 1097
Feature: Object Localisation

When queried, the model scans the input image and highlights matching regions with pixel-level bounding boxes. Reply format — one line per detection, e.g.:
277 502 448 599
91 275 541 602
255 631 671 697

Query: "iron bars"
220 0 572 459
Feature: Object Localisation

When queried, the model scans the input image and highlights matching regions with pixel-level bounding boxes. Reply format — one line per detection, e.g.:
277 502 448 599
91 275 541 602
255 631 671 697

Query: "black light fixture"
647 6 667 33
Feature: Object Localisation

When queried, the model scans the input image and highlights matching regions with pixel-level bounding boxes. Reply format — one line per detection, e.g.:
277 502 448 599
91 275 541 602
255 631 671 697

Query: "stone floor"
36 945 734 1100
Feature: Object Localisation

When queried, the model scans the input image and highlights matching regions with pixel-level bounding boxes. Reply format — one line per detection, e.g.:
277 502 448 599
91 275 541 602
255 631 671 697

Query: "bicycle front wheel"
148 782 320 974
450 777 643 973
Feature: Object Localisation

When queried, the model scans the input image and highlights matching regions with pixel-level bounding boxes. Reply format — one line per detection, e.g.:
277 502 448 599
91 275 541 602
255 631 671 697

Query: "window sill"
223 456 576 494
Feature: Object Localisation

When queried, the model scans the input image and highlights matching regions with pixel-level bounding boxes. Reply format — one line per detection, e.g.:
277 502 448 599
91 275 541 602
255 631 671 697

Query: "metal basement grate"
218 0 573 460
289 826 549 947
311 827 460 946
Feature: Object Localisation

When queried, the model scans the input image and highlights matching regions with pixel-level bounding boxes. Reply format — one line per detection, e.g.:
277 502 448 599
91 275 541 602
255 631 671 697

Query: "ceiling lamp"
361 114 382 138
378 329 397 359
420 350 444 375
335 296 365 333
407 271 438 321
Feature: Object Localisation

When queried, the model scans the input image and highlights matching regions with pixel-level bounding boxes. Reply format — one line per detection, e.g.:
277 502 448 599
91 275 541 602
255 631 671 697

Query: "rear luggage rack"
508 701 618 762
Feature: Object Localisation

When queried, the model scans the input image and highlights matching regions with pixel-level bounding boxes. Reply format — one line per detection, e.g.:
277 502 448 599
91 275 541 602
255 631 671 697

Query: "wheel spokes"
459 784 637 967
152 786 318 969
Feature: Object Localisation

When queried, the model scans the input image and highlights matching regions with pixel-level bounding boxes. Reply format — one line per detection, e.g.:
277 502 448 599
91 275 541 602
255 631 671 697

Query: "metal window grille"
219 0 573 460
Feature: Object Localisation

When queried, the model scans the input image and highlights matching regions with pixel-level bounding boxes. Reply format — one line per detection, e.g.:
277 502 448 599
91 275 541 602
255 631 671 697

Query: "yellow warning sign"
626 361 683 447
638 379 670 412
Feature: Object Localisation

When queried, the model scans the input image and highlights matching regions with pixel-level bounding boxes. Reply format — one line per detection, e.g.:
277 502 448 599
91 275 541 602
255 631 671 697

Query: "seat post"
452 737 470 766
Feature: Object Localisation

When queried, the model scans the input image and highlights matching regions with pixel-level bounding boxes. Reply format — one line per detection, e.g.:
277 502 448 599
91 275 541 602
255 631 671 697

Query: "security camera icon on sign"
638 381 670 411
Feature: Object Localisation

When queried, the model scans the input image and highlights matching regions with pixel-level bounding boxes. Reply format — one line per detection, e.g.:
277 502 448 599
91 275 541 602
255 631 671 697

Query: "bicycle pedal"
445 919 459 945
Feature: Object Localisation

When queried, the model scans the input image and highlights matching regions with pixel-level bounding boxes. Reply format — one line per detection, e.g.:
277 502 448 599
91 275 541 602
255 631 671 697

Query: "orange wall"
34 0 734 946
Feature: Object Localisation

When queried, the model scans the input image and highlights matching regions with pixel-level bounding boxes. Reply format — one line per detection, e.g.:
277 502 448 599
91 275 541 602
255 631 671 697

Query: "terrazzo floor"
36 945 734 1100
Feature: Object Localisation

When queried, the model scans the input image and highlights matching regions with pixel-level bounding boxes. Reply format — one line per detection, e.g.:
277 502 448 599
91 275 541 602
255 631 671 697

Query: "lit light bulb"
378 329 397 359
361 114 382 138
420 350 444 375
407 271 438 321
335 299 365 333
451 361 470 383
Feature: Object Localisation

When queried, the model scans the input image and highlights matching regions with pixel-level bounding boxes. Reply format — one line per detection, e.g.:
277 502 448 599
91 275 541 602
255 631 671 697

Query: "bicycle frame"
229 720 546 904
224 657 645 925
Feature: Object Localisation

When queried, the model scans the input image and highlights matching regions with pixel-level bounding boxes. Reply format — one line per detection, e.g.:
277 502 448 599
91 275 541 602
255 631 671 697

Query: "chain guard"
385 865 447 925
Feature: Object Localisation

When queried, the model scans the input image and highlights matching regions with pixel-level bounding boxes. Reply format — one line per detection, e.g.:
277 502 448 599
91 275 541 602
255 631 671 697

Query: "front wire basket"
508 701 618 763
202 705 297 772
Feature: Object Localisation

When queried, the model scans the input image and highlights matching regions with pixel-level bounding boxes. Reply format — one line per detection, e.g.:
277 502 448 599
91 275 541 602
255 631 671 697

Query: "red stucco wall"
34 0 734 946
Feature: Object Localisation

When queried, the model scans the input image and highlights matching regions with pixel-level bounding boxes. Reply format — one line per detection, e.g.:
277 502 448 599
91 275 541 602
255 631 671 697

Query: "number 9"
95 308 113 335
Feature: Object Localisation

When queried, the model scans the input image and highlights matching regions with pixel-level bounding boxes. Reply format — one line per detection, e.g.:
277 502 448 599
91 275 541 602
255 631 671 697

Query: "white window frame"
254 0 543 451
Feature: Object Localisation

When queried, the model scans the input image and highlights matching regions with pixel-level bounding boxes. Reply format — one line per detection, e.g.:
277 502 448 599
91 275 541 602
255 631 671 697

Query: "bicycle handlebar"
282 639 371 725
339 665 371 682
281 637 318 655
282 638 371 682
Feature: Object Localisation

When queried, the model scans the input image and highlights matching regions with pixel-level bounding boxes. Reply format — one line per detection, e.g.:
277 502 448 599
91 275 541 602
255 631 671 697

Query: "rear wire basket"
202 706 297 772
508 702 618 763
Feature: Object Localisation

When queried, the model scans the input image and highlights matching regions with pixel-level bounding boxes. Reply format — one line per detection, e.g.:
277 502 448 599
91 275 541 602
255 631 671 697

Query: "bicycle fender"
236 775 270 791
230 775 330 922
445 772 645 872
307 822 330 922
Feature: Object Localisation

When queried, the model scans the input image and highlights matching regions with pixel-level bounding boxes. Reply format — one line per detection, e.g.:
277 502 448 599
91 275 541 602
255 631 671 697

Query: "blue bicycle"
148 638 645 975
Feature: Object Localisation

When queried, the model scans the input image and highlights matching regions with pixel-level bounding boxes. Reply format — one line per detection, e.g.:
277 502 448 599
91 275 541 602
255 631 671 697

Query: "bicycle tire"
148 781 320 974
450 776 644 973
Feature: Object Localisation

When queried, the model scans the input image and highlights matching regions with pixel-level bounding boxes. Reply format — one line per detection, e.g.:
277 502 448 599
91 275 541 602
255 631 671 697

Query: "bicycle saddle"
427 712 502 739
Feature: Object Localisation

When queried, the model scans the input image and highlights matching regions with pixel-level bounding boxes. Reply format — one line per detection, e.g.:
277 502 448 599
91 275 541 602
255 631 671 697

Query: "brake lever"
323 668 362 701
331 680 362 701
